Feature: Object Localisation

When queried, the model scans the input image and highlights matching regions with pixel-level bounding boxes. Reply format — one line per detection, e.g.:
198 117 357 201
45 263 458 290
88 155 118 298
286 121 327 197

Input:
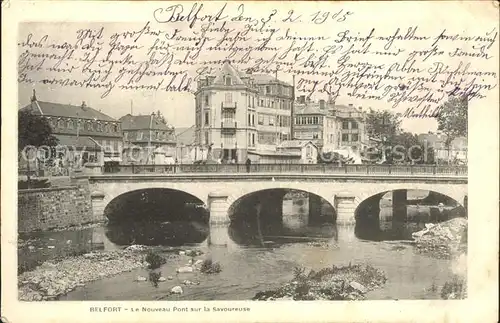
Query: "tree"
18 110 59 184
365 109 402 143
436 95 468 163
391 132 436 164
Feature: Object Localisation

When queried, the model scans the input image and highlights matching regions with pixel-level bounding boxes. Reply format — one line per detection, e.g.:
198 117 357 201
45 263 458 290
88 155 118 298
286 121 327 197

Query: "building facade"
247 140 318 164
120 113 176 165
293 96 368 154
20 91 122 172
331 103 368 151
194 60 294 163
418 132 467 164
294 97 337 152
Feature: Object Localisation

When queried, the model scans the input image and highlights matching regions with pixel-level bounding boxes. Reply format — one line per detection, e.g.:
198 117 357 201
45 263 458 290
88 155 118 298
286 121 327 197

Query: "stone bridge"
81 172 468 245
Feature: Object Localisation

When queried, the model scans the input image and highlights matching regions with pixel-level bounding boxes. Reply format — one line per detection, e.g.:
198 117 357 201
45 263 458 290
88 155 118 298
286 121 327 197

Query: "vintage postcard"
1 0 498 322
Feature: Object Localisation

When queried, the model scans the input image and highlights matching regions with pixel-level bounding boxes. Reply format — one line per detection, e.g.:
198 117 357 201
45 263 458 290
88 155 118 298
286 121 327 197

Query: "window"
269 116 275 126
204 95 209 105
260 99 264 106
67 120 73 129
137 132 143 140
258 115 264 125
204 131 209 145
266 85 271 94
306 146 312 157
252 114 255 126
113 124 118 132
342 134 349 142
252 133 255 146
58 119 65 128
313 133 319 139
225 93 232 103
248 114 251 125
225 76 232 86
204 112 209 126
352 134 359 141
124 132 128 140
351 121 358 129
113 140 119 151
342 121 349 129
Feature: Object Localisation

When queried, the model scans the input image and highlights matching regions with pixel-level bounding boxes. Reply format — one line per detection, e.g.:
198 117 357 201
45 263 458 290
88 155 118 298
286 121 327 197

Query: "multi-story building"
20 91 122 171
293 96 368 153
331 103 368 150
418 132 467 164
120 113 176 164
294 97 337 152
194 60 294 163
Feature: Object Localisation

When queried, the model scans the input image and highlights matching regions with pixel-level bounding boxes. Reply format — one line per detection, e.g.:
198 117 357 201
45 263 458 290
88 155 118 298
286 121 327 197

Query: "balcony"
221 102 237 111
221 120 237 133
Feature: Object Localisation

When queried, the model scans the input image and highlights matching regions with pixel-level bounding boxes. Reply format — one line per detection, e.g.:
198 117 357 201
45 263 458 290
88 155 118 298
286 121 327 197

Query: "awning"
104 157 121 162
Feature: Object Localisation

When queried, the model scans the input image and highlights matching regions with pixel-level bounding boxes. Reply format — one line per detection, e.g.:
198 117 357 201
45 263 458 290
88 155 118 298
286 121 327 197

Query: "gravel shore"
18 248 156 301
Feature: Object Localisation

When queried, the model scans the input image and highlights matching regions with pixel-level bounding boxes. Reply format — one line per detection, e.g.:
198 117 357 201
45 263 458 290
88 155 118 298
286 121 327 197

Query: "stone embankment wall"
18 177 97 232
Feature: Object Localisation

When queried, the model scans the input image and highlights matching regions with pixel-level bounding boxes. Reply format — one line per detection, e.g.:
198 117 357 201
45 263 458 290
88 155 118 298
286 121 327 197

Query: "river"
18 192 464 300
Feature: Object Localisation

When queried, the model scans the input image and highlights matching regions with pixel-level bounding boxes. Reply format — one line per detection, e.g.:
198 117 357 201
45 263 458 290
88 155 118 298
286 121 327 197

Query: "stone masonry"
18 177 95 232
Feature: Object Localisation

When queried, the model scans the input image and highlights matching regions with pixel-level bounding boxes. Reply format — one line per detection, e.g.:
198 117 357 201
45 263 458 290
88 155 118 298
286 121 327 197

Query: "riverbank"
18 246 178 301
253 264 387 300
412 217 467 260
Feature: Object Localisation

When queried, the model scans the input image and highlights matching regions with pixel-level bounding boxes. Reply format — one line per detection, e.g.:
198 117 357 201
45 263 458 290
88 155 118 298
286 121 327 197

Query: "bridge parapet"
96 164 467 176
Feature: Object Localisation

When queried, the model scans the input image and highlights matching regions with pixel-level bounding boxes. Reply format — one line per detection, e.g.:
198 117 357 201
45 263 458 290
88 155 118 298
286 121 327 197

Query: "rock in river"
350 281 367 293
135 275 147 282
171 286 183 294
176 266 194 273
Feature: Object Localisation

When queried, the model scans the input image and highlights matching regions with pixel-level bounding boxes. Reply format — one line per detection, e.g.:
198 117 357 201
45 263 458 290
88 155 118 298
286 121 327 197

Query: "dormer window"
225 76 232 86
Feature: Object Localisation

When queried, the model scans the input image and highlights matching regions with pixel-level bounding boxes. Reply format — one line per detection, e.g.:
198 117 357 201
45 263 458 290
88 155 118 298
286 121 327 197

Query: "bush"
149 271 161 288
441 276 467 299
145 251 166 270
200 259 222 274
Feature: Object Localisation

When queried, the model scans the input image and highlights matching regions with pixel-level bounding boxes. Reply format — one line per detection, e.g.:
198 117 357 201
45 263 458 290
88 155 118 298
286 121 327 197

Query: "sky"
18 2 495 135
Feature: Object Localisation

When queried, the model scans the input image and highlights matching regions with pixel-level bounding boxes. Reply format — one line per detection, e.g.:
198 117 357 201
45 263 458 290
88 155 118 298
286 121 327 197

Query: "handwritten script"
18 3 498 117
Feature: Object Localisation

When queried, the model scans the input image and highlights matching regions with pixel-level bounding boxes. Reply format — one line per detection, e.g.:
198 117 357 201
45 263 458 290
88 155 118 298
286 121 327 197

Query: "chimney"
348 103 353 107
319 99 325 110
31 89 37 102
358 106 362 112
297 95 306 104
81 101 87 110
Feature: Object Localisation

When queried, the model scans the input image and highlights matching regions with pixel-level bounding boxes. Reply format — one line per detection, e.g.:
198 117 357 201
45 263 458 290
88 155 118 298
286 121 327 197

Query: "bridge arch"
104 187 207 223
226 184 335 214
102 187 210 246
353 184 467 214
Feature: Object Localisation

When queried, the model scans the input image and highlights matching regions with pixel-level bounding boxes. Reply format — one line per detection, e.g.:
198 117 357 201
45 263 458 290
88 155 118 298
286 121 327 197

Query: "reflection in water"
356 194 467 242
105 221 209 246
18 228 103 273
104 188 210 246
228 195 337 247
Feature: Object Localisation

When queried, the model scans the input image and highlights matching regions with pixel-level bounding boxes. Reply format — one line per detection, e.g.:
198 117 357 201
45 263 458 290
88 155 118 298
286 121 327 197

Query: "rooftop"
278 140 317 148
119 114 173 131
22 99 117 122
